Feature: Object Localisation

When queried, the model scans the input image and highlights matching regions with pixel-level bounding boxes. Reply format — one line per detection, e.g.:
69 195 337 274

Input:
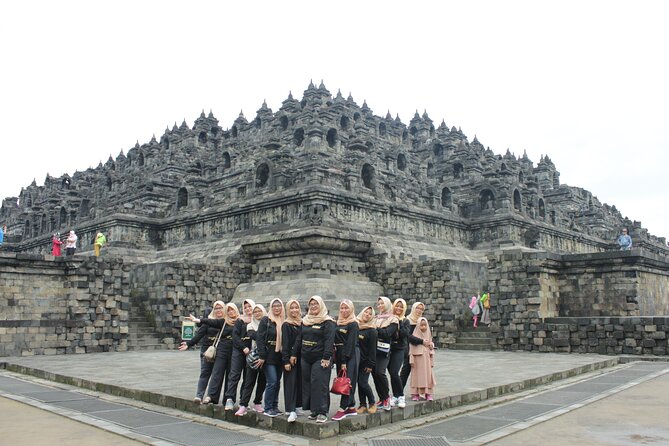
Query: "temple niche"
0 81 667 259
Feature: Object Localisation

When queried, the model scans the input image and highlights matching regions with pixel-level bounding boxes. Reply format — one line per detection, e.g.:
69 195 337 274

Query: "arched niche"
256 163 270 188
441 187 452 208
513 189 522 211
397 153 407 171
479 189 495 210
362 163 375 190
177 187 188 210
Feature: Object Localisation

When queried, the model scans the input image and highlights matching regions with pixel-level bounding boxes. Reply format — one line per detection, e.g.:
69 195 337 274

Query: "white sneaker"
390 397 397 407
397 396 406 408
287 411 297 423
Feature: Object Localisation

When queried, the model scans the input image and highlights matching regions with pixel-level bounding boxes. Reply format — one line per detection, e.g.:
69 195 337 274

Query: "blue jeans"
263 363 282 412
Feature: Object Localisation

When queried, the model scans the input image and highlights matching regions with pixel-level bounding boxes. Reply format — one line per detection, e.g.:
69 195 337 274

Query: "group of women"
180 295 435 423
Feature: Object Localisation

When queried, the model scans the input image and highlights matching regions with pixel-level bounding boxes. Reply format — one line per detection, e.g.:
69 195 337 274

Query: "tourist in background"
408 317 436 401
298 295 336 423
257 297 285 417
618 228 632 250
51 233 63 256
65 230 78 256
178 301 224 404
372 296 399 411
282 299 303 422
187 302 239 405
355 305 377 414
332 299 360 421
401 302 431 389
236 303 267 416
388 298 409 408
94 231 106 256
0 224 5 247
225 299 255 411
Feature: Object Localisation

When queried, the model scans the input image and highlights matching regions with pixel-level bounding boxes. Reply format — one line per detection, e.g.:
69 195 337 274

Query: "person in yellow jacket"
94 231 107 256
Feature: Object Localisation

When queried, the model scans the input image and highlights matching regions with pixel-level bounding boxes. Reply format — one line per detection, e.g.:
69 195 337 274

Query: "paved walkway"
2 349 665 445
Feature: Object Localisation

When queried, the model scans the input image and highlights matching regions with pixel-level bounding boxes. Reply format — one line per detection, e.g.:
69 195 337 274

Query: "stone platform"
1 349 618 440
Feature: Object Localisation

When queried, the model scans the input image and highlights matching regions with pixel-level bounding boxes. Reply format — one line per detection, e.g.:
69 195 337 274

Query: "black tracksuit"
239 324 266 408
186 320 219 400
296 320 336 416
334 321 359 410
401 320 424 388
281 322 302 412
357 327 377 406
388 318 410 398
372 321 398 402
199 318 234 404
225 318 250 403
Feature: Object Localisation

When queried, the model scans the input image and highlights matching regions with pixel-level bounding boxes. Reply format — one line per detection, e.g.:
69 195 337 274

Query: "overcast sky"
1 1 667 240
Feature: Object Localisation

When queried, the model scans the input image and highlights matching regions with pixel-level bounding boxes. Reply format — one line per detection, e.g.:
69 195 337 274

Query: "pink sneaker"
332 409 347 421
234 406 247 416
411 394 420 401
344 407 357 417
426 394 433 401
253 403 264 413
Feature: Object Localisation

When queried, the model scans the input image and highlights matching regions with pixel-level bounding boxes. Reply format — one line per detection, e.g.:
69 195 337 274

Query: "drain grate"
21 390 93 403
409 415 511 441
49 398 128 413
138 422 261 446
90 407 187 429
0 376 51 394
371 438 451 446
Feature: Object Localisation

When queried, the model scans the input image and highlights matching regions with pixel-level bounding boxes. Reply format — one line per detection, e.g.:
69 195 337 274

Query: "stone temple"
1 82 668 358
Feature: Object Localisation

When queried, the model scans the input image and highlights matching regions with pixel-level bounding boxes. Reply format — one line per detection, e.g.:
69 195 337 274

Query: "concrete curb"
1 356 619 440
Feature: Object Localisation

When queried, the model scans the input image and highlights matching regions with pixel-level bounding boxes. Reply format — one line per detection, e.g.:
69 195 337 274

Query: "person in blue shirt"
617 228 632 251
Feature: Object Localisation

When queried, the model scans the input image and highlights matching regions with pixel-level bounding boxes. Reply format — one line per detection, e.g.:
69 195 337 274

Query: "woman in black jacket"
401 302 430 390
186 302 239 405
355 305 377 414
224 299 255 411
281 299 302 422
388 298 409 408
235 304 267 416
332 299 359 421
296 295 336 423
372 296 399 411
178 301 225 404
257 297 285 417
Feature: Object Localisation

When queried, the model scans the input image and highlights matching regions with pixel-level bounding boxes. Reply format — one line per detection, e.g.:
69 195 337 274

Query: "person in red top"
51 233 63 256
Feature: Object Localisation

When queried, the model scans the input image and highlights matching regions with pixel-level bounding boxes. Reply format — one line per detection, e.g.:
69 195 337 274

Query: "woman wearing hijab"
297 295 336 423
373 296 399 411
51 233 63 256
332 299 360 421
179 301 225 404
186 302 239 405
257 297 285 417
355 305 377 414
388 298 410 408
401 302 431 389
235 304 267 416
282 299 303 422
408 317 436 400
225 299 255 411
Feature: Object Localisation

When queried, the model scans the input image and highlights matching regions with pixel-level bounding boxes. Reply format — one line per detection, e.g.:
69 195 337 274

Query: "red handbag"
330 368 352 395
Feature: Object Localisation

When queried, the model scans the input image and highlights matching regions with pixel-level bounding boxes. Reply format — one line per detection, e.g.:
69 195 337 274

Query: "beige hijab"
268 298 285 352
337 299 357 326
248 304 267 349
356 306 376 330
408 317 434 358
284 299 302 326
375 296 399 328
407 302 425 325
207 300 226 319
393 298 407 321
239 299 256 324
224 302 240 326
302 295 334 326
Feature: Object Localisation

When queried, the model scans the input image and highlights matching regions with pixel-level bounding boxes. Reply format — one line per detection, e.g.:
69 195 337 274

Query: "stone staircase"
451 325 498 351
127 298 172 351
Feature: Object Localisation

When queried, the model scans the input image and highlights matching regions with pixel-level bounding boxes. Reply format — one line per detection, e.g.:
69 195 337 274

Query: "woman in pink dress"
408 317 436 401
